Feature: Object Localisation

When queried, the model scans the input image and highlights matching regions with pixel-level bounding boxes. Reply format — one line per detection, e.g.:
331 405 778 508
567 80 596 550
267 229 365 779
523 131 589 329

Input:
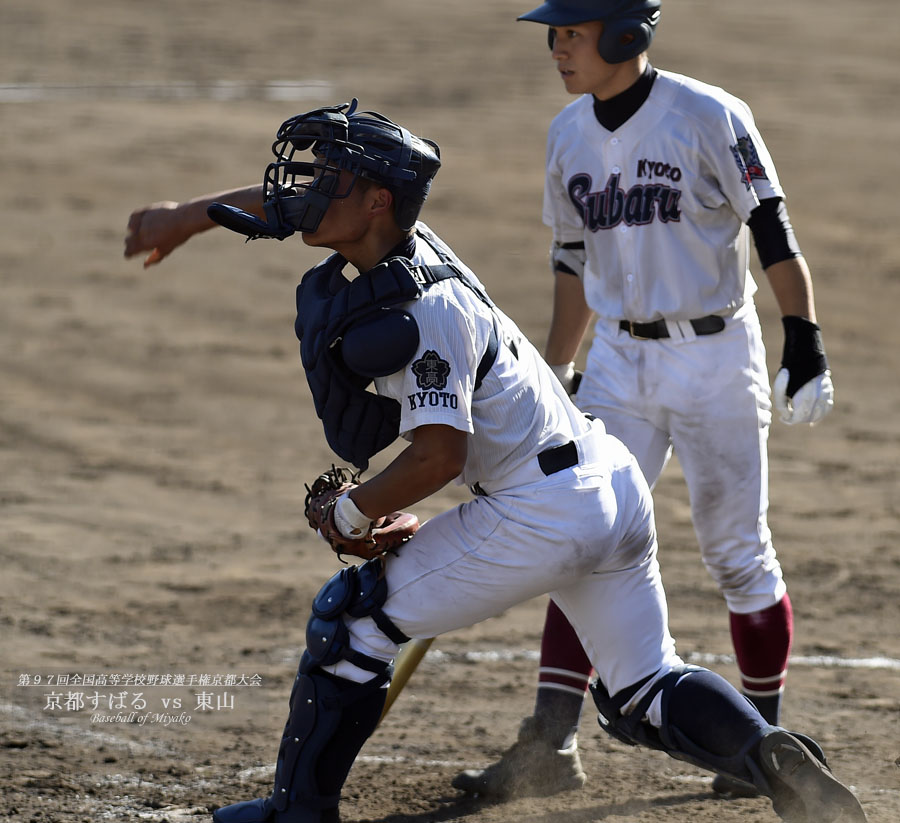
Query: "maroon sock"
533 600 594 747
729 593 793 724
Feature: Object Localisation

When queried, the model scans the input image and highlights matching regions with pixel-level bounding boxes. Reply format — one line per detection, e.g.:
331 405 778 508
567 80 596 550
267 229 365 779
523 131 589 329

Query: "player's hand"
124 201 192 268
773 368 834 425
774 316 834 425
549 361 583 397
304 466 419 561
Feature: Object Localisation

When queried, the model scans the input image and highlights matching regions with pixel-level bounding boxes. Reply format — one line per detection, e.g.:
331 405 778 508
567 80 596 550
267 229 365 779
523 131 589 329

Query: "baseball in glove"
303 466 419 561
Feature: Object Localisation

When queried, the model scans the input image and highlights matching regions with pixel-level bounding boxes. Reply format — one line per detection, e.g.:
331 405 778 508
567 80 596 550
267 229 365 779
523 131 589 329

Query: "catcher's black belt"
619 315 726 340
471 440 578 497
536 440 579 475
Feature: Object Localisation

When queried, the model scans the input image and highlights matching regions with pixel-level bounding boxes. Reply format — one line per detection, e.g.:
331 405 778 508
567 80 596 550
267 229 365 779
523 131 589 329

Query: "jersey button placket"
609 136 634 314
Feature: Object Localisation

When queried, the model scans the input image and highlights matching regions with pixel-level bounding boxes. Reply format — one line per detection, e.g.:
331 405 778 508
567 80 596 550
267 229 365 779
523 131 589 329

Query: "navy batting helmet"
209 99 441 240
518 0 661 64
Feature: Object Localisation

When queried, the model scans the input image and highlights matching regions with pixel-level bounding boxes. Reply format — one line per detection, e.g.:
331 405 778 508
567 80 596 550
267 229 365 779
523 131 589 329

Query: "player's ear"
368 186 394 219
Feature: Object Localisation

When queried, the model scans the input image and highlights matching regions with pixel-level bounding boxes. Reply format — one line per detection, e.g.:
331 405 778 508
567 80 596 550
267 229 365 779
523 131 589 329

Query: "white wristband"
333 493 373 540
549 361 576 393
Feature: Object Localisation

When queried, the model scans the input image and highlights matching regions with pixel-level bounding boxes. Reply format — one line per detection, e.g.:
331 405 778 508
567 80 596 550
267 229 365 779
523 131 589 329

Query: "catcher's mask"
518 0 661 64
209 99 442 240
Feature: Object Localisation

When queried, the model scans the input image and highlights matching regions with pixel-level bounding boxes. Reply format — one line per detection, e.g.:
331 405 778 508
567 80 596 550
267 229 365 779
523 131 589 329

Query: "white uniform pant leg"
580 403 672 490
549 452 683 700
668 313 786 613
576 326 674 489
327 439 681 697
578 312 785 615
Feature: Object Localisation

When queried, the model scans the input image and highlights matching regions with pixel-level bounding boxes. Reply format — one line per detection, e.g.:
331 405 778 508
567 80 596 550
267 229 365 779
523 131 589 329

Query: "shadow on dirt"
370 789 718 823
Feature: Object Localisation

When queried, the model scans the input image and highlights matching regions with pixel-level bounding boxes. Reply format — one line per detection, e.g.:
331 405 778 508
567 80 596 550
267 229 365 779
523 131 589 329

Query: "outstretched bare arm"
123 184 264 268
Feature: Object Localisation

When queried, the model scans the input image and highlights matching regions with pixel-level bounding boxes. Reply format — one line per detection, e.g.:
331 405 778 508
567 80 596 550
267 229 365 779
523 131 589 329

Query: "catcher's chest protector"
296 229 501 469
296 251 455 469
295 253 422 470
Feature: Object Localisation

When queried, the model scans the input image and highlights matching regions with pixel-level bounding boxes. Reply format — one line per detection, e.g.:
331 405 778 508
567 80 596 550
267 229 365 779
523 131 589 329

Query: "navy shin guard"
272 669 385 818
215 560 400 822
591 665 770 784
214 669 386 823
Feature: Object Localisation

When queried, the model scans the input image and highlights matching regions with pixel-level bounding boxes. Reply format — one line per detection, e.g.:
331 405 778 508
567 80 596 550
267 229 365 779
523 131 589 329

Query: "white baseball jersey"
543 71 788 615
544 70 784 323
375 224 591 492
329 223 684 710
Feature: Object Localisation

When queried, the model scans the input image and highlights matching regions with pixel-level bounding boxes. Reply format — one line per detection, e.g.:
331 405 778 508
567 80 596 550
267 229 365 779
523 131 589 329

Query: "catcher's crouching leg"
591 665 867 822
213 559 409 823
591 665 769 784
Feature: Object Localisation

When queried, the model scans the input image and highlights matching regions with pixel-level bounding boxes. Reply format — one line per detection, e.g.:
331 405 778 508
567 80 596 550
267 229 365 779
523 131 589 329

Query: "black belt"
537 440 578 475
471 440 579 496
619 315 725 339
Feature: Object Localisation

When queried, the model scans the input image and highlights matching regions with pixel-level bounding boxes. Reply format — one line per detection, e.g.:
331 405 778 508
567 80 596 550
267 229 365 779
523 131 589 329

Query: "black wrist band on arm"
780 315 828 397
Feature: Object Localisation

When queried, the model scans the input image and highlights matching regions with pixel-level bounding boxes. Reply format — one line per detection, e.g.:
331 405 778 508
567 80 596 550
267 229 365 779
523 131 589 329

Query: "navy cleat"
212 798 273 823
756 729 867 822
212 797 339 823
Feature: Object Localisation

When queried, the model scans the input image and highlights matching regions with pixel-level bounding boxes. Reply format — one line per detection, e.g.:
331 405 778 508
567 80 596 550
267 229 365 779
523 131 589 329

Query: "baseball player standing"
453 0 835 802
124 100 861 823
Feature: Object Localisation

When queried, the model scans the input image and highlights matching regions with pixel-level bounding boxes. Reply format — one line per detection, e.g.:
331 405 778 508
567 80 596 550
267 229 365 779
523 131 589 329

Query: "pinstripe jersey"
375 223 592 491
544 70 785 323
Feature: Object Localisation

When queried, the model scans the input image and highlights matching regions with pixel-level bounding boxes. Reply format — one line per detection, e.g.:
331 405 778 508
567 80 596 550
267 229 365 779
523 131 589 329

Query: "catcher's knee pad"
302 558 410 683
591 665 768 784
270 668 386 817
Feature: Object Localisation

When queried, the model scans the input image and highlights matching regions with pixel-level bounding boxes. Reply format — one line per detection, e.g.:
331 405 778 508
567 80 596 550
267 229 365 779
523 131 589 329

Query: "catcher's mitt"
303 466 419 561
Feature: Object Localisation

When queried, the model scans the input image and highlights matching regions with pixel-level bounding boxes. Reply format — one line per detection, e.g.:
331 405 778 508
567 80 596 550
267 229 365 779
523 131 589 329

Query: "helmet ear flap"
596 9 660 63
599 21 637 61
530 2 661 63
544 22 651 62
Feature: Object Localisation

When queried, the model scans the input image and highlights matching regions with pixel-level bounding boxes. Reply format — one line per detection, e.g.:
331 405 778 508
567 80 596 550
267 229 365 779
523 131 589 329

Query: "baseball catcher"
124 98 866 823
304 465 419 561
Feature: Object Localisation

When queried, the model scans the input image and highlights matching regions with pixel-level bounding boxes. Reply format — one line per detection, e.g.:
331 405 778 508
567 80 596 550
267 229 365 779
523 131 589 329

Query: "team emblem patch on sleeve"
730 135 768 190
412 350 451 390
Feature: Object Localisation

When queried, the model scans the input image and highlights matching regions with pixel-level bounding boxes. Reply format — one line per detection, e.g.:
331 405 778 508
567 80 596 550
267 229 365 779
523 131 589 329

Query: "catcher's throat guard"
206 202 293 241
209 98 441 239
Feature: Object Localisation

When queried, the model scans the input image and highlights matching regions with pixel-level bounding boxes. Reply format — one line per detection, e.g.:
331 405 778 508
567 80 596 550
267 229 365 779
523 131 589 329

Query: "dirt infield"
1 1 899 821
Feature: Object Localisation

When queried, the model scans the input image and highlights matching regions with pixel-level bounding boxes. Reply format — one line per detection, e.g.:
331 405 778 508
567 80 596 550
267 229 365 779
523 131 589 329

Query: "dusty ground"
1 1 899 821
